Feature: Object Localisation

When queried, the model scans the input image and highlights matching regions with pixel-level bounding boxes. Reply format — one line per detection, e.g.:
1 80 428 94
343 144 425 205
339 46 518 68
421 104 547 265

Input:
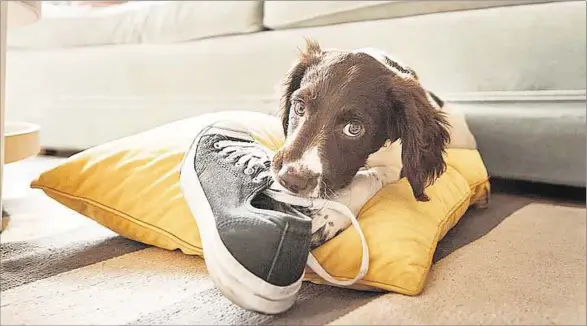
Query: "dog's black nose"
277 166 318 194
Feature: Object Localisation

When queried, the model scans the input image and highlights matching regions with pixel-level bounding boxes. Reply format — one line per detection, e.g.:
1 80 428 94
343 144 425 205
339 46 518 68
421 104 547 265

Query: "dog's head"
272 39 450 201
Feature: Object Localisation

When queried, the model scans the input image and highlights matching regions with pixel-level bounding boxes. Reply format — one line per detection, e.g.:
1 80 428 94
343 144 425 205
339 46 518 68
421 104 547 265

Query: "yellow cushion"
31 111 490 295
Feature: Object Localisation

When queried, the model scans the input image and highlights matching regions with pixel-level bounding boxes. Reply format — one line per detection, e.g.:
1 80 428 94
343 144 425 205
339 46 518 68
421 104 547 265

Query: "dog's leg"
311 167 400 248
310 141 404 248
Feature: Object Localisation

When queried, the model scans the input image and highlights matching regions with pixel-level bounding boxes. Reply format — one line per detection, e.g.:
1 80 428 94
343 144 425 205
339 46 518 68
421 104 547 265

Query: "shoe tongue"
251 193 310 218
266 180 286 193
264 182 314 208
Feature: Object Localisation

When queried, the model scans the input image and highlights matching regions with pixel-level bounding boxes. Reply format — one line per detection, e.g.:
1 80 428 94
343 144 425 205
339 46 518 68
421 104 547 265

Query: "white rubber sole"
179 126 303 315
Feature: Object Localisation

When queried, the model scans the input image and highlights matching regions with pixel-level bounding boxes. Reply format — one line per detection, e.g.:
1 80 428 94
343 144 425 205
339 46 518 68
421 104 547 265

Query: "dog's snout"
277 166 318 194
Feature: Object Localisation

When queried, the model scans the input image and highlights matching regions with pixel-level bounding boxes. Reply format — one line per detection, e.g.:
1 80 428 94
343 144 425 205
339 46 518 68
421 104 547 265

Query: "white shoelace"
215 140 273 182
216 139 369 287
264 188 369 287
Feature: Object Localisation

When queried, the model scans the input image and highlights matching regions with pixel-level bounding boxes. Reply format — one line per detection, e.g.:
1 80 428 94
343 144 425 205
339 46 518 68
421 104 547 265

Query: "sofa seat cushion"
263 0 560 30
8 1 264 48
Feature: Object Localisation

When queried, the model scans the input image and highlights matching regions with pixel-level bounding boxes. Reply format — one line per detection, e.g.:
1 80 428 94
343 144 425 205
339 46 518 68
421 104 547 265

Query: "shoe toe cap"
218 219 311 287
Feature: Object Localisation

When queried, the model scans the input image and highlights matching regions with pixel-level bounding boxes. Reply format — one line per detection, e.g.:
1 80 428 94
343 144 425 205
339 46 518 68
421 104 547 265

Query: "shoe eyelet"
244 167 255 175
252 176 267 183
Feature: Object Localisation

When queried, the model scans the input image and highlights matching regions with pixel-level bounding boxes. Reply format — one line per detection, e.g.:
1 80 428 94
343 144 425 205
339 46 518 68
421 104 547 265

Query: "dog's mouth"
270 155 359 201
269 166 324 199
271 174 322 199
270 148 346 199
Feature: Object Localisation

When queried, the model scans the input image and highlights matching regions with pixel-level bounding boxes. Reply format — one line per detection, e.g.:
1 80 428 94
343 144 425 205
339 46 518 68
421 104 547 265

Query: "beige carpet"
1 157 585 325
331 203 587 325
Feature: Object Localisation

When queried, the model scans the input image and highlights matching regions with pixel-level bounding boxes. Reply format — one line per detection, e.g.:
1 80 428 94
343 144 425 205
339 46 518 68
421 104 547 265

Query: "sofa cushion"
7 1 584 152
263 0 560 30
8 1 264 48
31 110 491 295
262 1 586 95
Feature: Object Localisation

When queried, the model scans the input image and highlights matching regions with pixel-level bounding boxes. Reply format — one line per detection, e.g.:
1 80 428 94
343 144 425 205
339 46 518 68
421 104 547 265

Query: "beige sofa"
5 0 586 186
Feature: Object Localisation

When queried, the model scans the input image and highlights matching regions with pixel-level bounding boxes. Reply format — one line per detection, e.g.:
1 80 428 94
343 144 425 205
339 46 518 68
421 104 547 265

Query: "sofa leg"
1 209 9 233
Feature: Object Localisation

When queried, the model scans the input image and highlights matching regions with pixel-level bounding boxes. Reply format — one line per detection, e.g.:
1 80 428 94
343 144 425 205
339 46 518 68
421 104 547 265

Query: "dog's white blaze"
283 129 323 176
300 146 323 175
283 125 300 147
281 145 323 195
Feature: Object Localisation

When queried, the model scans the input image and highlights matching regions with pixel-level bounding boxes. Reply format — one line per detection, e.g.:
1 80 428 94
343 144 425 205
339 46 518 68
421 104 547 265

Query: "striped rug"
1 157 585 325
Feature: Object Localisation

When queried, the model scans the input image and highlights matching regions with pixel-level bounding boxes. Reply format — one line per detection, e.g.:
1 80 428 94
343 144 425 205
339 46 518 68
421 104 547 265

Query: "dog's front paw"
309 210 352 249
310 224 330 249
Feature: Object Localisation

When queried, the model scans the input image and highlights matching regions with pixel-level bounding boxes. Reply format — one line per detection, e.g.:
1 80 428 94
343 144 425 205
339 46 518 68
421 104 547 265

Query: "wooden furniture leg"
1 1 8 227
0 2 41 232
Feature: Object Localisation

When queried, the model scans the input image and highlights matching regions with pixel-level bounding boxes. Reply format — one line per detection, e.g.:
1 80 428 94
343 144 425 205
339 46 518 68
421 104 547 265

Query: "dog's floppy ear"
280 38 322 134
387 75 451 202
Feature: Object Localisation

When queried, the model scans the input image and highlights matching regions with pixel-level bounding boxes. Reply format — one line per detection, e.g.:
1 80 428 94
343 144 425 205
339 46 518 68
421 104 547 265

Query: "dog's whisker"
322 183 338 203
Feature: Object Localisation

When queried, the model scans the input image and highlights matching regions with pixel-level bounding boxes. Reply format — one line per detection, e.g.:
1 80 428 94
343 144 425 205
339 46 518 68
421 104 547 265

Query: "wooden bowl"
4 121 40 164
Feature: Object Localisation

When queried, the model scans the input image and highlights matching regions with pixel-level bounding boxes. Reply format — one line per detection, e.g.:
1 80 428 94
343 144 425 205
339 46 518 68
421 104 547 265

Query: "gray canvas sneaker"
179 123 314 314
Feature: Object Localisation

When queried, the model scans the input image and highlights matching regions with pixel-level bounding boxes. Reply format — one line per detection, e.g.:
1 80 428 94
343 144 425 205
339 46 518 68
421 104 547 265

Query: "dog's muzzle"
276 165 319 196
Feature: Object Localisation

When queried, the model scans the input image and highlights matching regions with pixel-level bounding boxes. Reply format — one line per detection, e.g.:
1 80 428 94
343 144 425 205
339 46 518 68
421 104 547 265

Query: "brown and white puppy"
272 39 451 204
270 40 462 247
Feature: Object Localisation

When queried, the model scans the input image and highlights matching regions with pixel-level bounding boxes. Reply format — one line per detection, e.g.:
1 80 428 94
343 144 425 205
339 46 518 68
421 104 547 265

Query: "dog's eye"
343 121 364 138
292 102 305 116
